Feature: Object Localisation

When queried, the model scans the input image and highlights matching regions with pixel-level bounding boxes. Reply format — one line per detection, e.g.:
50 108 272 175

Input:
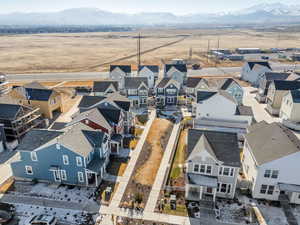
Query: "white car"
28 214 57 225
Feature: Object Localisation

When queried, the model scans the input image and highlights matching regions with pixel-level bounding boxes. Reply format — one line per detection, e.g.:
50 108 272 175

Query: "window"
267 185 275 195
206 165 212 174
260 185 268 194
158 88 164 93
223 168 230 176
167 97 174 103
298 194 300 199
271 170 279 179
217 183 232 194
61 170 67 181
219 167 234 177
194 164 199 172
166 89 176 95
30 152 38 161
25 166 33 175
200 165 206 173
62 155 69 165
264 169 271 178
220 184 227 193
76 157 83 167
78 172 84 182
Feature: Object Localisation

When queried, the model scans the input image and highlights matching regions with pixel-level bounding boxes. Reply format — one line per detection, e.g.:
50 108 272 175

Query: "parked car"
261 56 269 60
192 64 201 70
28 214 57 225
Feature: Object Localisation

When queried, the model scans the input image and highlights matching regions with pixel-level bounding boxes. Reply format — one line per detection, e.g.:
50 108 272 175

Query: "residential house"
138 65 159 88
155 78 180 107
256 72 291 103
218 78 244 105
109 65 131 89
164 64 187 85
185 129 240 202
11 82 62 119
70 100 125 154
280 90 300 131
241 61 272 86
186 77 209 98
266 80 300 116
0 103 43 141
193 91 254 139
124 77 149 108
0 73 9 96
242 122 300 204
11 123 110 187
93 81 119 96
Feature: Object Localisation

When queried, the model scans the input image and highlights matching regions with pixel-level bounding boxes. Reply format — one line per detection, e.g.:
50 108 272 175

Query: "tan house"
266 80 300 116
10 82 62 119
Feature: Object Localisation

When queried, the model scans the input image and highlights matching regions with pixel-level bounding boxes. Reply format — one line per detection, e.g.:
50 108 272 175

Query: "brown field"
1 28 300 74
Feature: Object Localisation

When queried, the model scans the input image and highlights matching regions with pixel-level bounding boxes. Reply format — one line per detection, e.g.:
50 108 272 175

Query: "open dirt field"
1 28 300 74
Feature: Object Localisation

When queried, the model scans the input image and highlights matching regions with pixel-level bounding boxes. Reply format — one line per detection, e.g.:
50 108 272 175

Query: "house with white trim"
109 65 131 89
138 65 159 88
241 61 272 86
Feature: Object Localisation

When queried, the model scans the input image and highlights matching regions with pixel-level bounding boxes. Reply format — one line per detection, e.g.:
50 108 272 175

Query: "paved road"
6 62 297 82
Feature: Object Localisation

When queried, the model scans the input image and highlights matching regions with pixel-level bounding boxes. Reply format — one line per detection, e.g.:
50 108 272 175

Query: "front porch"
111 134 123 155
279 183 300 204
185 173 218 204
86 157 106 187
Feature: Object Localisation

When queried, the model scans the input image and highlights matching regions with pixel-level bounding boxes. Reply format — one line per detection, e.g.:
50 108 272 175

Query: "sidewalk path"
145 122 181 212
108 109 156 209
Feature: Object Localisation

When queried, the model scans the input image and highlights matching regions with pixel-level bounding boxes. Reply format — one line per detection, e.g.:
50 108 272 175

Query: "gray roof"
156 77 172 88
16 130 63 151
25 88 54 101
186 173 218 187
187 77 207 88
87 157 105 173
219 90 237 104
196 91 217 102
290 90 300 103
236 106 254 117
187 129 240 167
138 65 159 73
245 122 300 165
0 104 35 120
78 96 106 109
165 64 187 73
273 80 300 90
124 77 148 89
93 81 118 93
110 65 131 73
247 61 271 70
264 72 290 81
219 78 240 90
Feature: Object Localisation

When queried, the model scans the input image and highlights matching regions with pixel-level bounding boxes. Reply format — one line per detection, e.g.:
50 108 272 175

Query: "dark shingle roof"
97 103 121 125
187 129 240 167
236 106 254 117
0 104 22 120
138 65 159 73
196 91 217 102
25 88 53 101
245 122 300 165
78 96 106 108
93 81 118 92
264 72 290 81
273 80 300 90
290 90 300 103
247 61 271 70
156 78 172 88
187 77 204 88
165 64 187 73
219 78 239 90
124 77 148 89
110 65 131 73
16 130 63 151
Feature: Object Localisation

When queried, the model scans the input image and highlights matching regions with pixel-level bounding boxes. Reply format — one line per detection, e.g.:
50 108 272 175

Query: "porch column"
95 172 98 187
213 187 217 202
85 170 89 187
199 186 203 200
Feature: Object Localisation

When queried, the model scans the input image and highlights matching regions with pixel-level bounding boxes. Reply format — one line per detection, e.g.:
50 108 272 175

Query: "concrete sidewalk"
108 109 156 209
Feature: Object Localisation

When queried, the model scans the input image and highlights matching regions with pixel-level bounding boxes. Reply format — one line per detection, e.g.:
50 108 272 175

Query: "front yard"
120 118 173 209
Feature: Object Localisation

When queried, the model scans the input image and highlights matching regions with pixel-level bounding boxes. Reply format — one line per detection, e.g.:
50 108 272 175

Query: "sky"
0 0 299 15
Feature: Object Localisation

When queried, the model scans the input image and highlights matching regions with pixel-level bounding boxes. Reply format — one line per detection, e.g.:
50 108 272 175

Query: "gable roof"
187 129 240 167
124 77 148 89
196 91 217 102
245 122 300 165
78 96 106 109
247 61 271 70
110 65 131 73
187 134 217 161
106 92 131 111
264 72 290 81
0 104 22 120
187 77 207 88
93 81 118 92
97 102 121 125
24 88 54 101
272 80 300 91
16 130 63 151
236 105 254 117
165 64 187 73
219 78 240 90
156 78 171 88
289 90 300 103
138 65 159 73
219 90 238 104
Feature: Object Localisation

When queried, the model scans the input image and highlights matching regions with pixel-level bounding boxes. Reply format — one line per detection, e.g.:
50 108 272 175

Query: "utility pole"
217 36 220 50
137 33 141 72
207 40 210 63
189 47 192 62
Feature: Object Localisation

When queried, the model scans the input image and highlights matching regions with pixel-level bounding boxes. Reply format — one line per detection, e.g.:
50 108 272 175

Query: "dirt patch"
121 118 173 208
106 157 128 177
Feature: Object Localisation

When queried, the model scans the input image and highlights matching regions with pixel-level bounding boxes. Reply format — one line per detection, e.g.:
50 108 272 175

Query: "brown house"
10 82 63 119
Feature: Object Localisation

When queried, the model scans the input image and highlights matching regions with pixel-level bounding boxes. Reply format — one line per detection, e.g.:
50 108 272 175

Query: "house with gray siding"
218 78 243 105
155 78 180 107
185 129 240 202
138 65 159 88
109 65 131 89
11 123 110 187
186 77 209 99
124 77 149 108
164 64 187 85
93 81 119 96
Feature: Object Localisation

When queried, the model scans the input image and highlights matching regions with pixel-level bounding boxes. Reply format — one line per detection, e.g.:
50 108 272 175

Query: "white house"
186 77 209 98
138 65 159 88
280 90 300 131
242 122 300 204
241 61 272 86
185 129 240 202
109 65 131 89
164 64 187 85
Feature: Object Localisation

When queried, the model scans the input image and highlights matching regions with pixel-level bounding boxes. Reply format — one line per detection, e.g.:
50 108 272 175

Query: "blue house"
10 123 110 187
155 78 180 107
218 78 244 105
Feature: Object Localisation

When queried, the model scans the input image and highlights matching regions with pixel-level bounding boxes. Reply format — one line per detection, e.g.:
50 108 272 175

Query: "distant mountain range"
1 2 300 26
